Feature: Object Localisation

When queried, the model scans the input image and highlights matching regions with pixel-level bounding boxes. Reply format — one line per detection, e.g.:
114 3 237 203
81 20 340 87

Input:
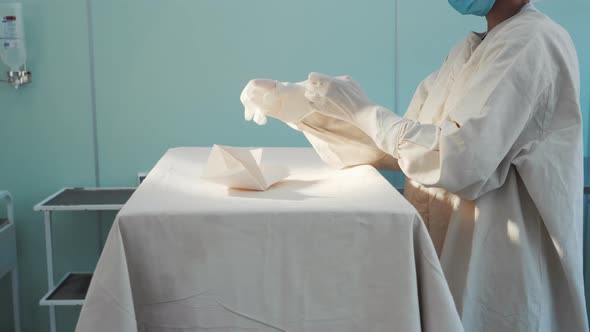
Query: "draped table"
76 147 462 332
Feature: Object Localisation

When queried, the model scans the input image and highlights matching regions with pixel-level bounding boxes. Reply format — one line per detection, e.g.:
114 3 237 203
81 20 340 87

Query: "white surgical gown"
300 7 588 332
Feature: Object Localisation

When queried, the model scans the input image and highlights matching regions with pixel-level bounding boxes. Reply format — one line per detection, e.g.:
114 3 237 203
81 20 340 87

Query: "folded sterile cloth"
202 145 290 191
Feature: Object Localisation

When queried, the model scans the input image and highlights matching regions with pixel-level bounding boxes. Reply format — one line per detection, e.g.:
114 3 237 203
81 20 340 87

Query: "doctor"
241 0 587 331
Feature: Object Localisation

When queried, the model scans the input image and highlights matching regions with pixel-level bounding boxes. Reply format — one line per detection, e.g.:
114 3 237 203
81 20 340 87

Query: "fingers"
268 82 317 124
305 72 334 108
250 79 277 90
304 89 325 109
308 72 332 86
242 74 343 125
244 103 269 125
244 104 256 121
241 79 277 125
308 72 352 85
253 110 267 125
244 104 268 125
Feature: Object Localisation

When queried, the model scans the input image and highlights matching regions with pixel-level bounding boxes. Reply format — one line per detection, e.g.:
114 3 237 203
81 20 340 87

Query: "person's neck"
486 1 530 32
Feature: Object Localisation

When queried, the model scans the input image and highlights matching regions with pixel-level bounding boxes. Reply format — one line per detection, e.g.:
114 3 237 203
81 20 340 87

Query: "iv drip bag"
0 3 26 71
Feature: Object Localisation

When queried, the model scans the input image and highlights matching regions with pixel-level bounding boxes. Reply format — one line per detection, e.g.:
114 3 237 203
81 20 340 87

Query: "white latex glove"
293 111 401 170
240 79 314 125
304 72 407 157
240 75 403 169
304 73 372 123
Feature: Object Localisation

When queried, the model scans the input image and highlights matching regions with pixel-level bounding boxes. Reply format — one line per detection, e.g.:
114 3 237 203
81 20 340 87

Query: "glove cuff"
354 106 408 159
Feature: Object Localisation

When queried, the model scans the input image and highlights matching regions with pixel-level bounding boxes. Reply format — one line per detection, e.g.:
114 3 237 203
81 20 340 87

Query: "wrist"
353 105 398 133
354 106 407 158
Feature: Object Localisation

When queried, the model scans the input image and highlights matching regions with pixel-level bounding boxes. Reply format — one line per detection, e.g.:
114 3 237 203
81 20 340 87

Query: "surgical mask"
448 0 496 16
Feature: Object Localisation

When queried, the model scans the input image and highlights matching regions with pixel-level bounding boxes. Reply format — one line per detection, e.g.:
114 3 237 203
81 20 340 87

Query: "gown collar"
470 3 537 42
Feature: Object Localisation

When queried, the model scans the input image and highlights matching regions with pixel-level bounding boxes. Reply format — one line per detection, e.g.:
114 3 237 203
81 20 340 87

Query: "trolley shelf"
0 217 8 229
34 187 136 211
40 272 93 306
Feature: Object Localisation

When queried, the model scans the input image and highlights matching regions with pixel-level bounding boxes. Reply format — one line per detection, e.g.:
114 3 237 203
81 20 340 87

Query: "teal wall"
0 1 588 331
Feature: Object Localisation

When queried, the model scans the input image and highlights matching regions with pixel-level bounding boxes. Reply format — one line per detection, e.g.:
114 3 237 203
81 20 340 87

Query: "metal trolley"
35 187 135 332
0 191 21 332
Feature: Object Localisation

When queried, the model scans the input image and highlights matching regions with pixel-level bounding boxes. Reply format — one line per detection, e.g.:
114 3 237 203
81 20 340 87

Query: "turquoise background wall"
0 0 588 331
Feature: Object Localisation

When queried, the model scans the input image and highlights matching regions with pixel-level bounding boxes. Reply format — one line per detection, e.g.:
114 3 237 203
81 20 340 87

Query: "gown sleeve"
388 36 550 200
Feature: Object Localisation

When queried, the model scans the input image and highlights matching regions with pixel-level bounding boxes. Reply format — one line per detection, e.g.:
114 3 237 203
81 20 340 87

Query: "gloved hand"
304 72 408 157
304 73 373 123
240 75 404 169
240 79 314 125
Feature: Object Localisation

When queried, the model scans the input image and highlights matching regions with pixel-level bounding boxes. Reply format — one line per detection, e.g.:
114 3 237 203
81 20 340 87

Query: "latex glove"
240 79 314 125
304 73 372 123
240 75 401 169
305 72 408 157
293 111 401 170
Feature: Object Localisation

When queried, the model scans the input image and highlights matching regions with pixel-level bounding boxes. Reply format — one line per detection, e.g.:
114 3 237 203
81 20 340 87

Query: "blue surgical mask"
448 0 496 16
